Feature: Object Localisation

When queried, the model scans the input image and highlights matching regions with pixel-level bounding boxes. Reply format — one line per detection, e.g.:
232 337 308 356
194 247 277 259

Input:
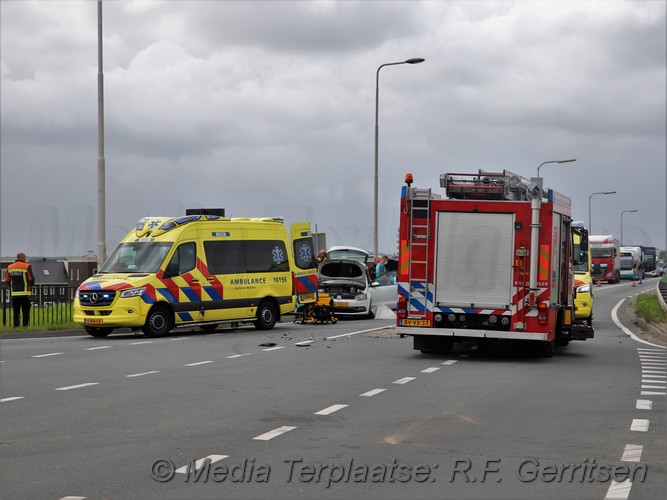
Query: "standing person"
5 252 34 327
375 255 389 278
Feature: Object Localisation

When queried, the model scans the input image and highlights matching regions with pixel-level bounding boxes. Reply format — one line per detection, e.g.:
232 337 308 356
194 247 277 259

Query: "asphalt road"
1 279 665 500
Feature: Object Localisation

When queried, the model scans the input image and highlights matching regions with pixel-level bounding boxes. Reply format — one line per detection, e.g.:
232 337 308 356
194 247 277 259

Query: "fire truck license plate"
400 319 432 327
84 318 104 325
299 293 316 302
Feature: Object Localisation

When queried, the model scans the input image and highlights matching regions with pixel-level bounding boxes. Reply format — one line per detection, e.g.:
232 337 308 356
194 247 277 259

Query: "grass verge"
635 294 667 324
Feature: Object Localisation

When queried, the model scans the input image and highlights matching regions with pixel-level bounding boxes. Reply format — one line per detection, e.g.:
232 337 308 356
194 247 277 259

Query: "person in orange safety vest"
5 252 35 327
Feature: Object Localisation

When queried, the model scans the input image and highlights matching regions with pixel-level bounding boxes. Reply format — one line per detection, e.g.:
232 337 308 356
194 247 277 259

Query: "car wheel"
84 326 113 338
254 300 277 330
142 305 173 337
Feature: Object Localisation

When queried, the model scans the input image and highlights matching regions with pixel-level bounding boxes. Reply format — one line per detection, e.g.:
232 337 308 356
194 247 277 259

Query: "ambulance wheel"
255 301 277 330
143 305 173 337
85 326 113 338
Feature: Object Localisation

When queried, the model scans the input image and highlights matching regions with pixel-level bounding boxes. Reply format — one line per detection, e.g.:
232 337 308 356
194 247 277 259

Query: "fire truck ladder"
408 188 432 316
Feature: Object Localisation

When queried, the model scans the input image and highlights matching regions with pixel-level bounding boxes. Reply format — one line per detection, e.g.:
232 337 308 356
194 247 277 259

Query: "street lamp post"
620 209 638 246
537 158 577 178
588 191 617 232
374 57 425 259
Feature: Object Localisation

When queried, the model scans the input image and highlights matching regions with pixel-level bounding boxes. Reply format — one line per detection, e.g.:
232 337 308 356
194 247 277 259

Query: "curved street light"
620 209 638 246
588 191 617 232
537 158 577 178
374 58 425 259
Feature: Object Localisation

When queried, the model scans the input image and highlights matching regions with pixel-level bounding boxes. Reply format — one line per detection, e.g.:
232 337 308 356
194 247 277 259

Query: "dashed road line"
126 371 161 378
421 367 440 373
630 419 649 432
226 353 251 359
262 346 285 352
620 444 643 462
32 352 64 358
441 360 458 365
253 426 296 441
130 341 153 345
55 383 99 391
1 397 24 403
641 391 666 396
185 361 214 367
636 399 653 410
360 389 386 397
605 479 632 499
295 340 314 346
85 346 112 351
393 377 416 385
315 404 348 415
175 455 228 474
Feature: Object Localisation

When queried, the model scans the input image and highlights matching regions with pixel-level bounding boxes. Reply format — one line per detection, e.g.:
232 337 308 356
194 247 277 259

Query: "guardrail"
658 277 667 313
1 285 77 328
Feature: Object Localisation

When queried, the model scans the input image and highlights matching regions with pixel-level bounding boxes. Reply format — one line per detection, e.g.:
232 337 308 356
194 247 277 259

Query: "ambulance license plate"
400 318 431 327
84 318 104 325
299 293 316 302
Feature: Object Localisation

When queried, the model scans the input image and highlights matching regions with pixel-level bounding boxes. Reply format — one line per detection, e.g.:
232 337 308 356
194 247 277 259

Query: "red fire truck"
396 170 594 357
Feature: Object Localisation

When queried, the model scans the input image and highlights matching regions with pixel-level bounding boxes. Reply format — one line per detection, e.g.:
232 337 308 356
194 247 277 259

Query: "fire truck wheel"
254 300 277 330
142 305 173 338
541 340 555 358
555 338 570 347
85 326 113 338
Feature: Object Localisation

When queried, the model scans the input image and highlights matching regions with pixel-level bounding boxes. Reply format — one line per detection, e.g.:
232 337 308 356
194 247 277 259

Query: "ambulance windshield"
100 242 173 274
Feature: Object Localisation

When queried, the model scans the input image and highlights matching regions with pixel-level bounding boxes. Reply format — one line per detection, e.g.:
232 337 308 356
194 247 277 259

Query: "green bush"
635 294 667 324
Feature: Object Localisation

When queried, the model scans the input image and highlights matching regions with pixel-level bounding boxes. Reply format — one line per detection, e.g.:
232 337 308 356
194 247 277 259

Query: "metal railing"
1 285 77 328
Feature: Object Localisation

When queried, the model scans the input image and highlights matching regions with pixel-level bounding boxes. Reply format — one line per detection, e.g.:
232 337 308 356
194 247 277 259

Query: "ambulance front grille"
79 290 116 306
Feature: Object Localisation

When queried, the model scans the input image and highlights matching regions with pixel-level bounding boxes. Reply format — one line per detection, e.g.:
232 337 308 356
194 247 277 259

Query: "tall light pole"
588 191 617 232
620 209 638 246
537 158 577 178
374 57 425 259
97 0 107 269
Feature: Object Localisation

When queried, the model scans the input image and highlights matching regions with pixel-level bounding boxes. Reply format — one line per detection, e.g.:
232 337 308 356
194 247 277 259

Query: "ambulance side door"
162 240 202 325
200 233 251 322
290 223 319 304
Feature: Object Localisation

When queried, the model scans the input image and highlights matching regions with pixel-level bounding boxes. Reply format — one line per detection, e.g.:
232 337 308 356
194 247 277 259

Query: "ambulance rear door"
290 223 318 304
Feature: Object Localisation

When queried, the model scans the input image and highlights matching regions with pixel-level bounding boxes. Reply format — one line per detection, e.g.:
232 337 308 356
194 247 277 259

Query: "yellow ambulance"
572 222 593 326
73 211 318 337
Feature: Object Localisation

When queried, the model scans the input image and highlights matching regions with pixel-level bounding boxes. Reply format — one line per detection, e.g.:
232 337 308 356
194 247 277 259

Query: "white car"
318 247 397 318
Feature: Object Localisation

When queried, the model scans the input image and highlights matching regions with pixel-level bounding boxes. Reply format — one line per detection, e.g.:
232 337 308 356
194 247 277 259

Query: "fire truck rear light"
501 317 510 326
447 313 456 322
538 302 548 310
434 313 443 322
488 315 498 325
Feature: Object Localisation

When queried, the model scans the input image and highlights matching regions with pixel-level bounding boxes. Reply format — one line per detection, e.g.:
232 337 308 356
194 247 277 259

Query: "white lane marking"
637 348 665 352
641 385 666 389
60 497 87 500
130 341 153 345
620 444 643 462
636 399 652 410
55 383 99 391
642 369 666 374
605 479 632 499
185 361 213 367
325 325 393 340
441 360 458 365
295 340 314 346
32 352 64 358
641 391 666 396
638 354 666 358
360 389 386 397
126 371 161 378
315 404 348 415
641 361 667 365
85 346 112 351
611 299 667 348
175 455 228 474
422 367 441 373
630 419 649 432
393 377 416 385
226 353 251 358
1 397 24 403
253 426 296 441
642 374 666 378
262 346 285 352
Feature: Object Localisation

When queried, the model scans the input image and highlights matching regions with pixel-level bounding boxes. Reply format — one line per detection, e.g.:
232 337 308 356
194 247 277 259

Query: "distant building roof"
30 260 68 285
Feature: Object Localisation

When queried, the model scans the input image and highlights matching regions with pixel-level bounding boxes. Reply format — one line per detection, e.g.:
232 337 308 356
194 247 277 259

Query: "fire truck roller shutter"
435 212 514 309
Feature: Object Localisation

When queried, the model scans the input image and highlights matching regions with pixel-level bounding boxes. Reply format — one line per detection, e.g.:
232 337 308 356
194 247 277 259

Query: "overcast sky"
1 0 665 260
